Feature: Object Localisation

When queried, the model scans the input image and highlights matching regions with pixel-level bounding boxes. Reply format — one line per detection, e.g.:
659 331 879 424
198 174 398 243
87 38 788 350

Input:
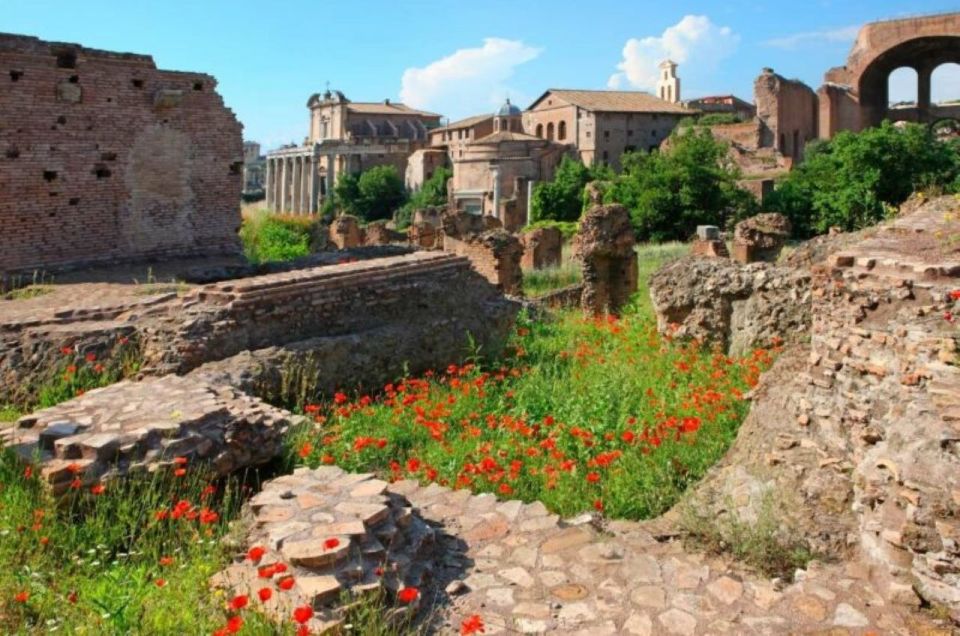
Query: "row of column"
264 154 320 215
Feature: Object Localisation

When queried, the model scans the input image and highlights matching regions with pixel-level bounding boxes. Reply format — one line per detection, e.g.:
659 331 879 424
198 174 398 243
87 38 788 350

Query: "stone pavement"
220 466 946 635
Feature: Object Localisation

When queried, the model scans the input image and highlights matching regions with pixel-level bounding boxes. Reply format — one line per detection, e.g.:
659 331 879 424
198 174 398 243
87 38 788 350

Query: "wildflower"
226 616 244 634
257 587 272 602
333 392 348 405
90 483 105 495
498 483 512 495
14 591 28 603
173 456 188 465
298 442 313 458
593 499 604 512
155 509 169 521
292 605 314 624
950 290 960 300
199 508 219 524
159 556 174 566
247 546 266 562
70 478 82 490
67 590 78 604
297 626 311 636
23 465 33 479
60 346 73 356
461 614 485 635
155 578 167 588
174 468 187 477
67 462 83 474
374 566 384 576
586 472 601 483
257 565 277 578
945 311 955 324
85 352 97 363
323 537 340 551
398 587 419 603
278 576 295 591
229 594 248 610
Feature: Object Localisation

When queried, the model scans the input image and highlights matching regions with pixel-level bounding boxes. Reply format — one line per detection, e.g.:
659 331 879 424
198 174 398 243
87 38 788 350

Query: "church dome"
497 98 521 116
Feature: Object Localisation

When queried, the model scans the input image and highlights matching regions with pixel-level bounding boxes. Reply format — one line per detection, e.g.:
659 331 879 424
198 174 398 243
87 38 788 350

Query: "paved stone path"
220 466 946 635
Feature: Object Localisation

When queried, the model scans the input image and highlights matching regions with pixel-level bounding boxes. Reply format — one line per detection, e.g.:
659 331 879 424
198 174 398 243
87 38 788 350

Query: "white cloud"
607 15 739 91
400 38 541 121
763 26 859 50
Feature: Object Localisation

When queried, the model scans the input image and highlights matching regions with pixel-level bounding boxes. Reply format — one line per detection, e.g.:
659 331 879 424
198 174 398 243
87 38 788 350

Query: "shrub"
767 122 960 237
396 167 452 229
530 157 612 223
334 166 408 222
240 210 316 263
604 127 757 241
522 219 579 240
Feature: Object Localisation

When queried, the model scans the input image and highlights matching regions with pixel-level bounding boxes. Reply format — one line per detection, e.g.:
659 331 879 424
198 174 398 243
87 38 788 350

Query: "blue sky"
5 0 959 151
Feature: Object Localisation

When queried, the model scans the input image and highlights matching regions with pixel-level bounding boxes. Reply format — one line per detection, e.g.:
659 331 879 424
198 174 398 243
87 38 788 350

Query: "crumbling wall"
520 226 562 270
0 34 243 279
755 68 818 161
328 215 363 249
574 204 637 316
442 230 522 295
732 212 791 263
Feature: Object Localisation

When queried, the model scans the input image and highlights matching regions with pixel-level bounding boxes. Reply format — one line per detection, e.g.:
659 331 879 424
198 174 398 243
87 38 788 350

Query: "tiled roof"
345 102 441 117
530 89 694 114
431 114 493 133
472 130 543 144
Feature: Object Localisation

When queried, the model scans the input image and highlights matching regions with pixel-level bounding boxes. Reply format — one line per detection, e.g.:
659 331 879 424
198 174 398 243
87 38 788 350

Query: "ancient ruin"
732 212 792 263
574 203 638 315
0 33 244 282
520 226 562 270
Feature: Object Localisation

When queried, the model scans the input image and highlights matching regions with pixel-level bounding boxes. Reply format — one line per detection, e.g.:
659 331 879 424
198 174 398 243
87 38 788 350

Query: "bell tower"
657 60 680 103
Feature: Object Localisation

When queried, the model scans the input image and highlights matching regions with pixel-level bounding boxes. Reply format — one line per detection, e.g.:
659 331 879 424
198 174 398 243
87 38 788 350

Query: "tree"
767 122 960 237
603 127 756 242
396 167 452 228
332 165 408 222
529 156 593 223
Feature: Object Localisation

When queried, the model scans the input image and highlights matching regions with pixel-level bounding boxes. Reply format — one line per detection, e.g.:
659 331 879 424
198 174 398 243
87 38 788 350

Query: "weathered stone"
574 203 637 316
281 536 351 568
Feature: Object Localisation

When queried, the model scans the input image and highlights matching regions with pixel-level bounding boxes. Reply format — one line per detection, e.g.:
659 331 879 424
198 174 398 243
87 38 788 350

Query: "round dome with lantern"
494 98 522 132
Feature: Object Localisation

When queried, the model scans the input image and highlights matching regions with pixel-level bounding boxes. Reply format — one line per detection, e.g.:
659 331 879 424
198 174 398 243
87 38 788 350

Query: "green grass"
240 209 321 264
0 406 22 423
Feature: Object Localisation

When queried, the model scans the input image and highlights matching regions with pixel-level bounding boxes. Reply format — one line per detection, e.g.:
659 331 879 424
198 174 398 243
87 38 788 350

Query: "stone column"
491 165 501 222
309 155 319 214
918 65 932 123
280 157 288 214
325 154 335 204
300 157 309 214
263 158 273 210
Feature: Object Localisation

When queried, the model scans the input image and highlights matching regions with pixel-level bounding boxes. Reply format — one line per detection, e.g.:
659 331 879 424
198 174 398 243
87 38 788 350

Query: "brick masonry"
0 33 243 279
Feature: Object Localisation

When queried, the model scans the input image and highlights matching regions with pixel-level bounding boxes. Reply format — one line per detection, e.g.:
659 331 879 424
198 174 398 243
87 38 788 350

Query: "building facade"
523 89 696 170
242 141 265 198
263 90 440 214
684 95 756 121
657 60 681 104
449 101 566 230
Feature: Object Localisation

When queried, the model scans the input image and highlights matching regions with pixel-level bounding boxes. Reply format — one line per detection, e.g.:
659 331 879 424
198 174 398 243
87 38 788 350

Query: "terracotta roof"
472 130 543 144
431 114 493 133
529 89 694 114
345 102 441 118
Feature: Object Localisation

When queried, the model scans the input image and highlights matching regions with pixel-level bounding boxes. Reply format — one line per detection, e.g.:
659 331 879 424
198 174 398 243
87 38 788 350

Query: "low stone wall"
2 374 293 494
520 227 562 270
441 231 523 295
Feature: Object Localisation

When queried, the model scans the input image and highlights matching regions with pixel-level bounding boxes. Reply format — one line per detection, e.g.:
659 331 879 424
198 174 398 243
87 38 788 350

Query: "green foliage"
522 220 579 240
604 128 757 242
522 262 581 297
530 156 597 223
767 122 960 237
335 166 408 222
240 211 317 263
35 342 140 410
396 167 452 229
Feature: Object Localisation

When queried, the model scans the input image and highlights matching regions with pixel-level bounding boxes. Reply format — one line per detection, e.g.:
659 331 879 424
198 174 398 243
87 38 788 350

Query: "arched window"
558 121 567 141
932 62 960 105
887 66 918 107
546 122 555 140
535 123 543 138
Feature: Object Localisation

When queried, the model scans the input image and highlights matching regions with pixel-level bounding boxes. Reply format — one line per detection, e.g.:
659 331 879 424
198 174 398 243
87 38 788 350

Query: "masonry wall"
0 33 243 277
755 69 819 161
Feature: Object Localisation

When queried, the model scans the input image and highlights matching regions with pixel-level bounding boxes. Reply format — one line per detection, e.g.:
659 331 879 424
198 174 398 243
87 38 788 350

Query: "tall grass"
240 209 320 264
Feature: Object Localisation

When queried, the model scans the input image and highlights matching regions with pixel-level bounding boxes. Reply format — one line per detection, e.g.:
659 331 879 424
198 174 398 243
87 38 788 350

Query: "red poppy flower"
461 614 485 635
247 546 266 562
174 468 187 477
593 499 604 511
85 352 97 363
257 565 276 578
278 576 295 591
14 591 28 603
323 537 340 550
199 508 219 524
586 472 600 483
229 594 248 610
292 605 314 624
226 615 244 634
90 483 105 495
159 556 174 566
273 563 288 574
173 456 188 465
296 626 311 636
23 466 32 479
212 629 228 636
70 478 82 490
67 590 78 604
155 578 167 588
397 587 419 603
374 566 384 576
298 442 313 458
951 289 960 300
257 587 273 602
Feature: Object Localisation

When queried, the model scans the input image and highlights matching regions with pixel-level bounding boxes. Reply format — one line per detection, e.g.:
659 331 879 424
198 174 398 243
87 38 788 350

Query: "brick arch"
821 14 960 135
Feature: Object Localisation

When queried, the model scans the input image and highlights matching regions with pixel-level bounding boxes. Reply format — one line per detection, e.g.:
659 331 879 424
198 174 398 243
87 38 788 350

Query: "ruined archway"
820 13 960 136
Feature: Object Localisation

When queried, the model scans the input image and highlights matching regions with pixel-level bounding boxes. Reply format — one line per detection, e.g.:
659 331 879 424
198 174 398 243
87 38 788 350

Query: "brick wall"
0 33 243 278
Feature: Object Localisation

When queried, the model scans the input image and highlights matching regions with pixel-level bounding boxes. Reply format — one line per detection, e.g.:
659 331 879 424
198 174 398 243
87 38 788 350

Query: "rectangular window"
585 131 591 138
603 130 610 140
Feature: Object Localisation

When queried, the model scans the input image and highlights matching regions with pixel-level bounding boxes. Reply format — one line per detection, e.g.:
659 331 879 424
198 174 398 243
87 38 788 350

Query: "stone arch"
932 61 960 103
887 66 918 106
546 122 555 140
535 123 543 138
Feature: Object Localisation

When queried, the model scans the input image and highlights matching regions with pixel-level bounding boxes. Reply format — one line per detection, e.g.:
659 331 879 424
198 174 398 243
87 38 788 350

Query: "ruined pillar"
264 159 274 211
325 154 334 203
491 165 501 223
573 203 638 316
